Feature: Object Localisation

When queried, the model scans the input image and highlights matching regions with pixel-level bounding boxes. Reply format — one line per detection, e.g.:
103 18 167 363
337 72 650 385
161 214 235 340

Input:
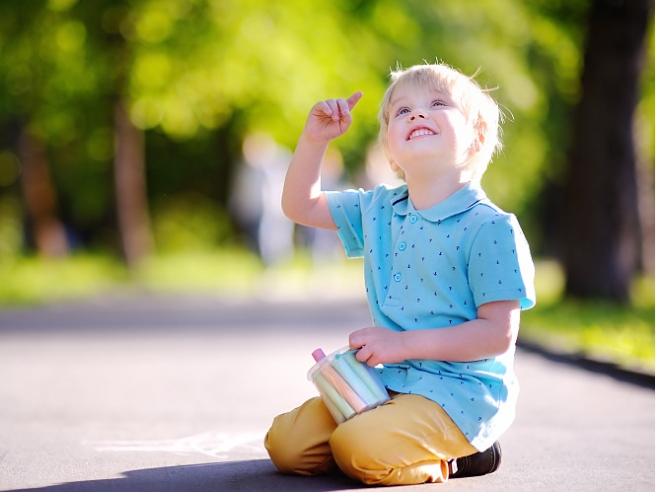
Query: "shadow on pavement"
9 459 368 492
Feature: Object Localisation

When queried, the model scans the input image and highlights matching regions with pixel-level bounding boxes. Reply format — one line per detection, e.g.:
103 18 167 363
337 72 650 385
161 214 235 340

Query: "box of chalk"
308 346 390 424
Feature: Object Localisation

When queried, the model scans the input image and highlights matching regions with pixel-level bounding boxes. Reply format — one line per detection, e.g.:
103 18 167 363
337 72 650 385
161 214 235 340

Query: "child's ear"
470 119 486 153
390 160 400 173
471 132 484 152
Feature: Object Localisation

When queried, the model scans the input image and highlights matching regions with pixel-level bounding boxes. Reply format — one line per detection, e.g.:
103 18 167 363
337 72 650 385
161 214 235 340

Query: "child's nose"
409 112 426 120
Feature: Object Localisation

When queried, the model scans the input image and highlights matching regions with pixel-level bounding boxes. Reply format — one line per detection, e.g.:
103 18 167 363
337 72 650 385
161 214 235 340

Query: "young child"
264 62 536 486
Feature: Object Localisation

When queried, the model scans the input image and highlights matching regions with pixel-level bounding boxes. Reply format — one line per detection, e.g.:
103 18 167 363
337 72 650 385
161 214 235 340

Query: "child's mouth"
408 128 436 140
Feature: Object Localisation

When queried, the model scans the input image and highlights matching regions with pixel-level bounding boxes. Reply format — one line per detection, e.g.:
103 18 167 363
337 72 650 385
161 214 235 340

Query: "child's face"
385 80 477 178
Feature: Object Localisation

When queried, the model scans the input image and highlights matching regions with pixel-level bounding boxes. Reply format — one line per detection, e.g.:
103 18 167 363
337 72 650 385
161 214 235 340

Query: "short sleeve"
468 213 536 310
326 189 366 258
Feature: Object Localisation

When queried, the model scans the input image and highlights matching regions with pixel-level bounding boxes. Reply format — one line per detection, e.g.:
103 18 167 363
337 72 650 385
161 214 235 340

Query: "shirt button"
409 215 418 224
398 242 407 251
393 273 402 282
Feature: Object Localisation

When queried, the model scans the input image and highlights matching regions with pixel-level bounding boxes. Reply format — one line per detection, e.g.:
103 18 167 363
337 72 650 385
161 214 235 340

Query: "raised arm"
281 92 362 230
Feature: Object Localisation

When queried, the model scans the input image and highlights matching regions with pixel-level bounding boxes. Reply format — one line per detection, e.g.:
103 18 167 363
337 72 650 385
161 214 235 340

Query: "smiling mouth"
408 128 437 140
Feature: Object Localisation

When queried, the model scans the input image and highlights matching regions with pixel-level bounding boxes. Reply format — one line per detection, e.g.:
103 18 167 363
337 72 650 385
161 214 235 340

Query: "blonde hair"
378 62 502 182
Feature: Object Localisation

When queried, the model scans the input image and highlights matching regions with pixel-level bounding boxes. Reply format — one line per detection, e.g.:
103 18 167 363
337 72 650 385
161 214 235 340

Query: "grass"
0 248 366 305
520 260 655 375
0 252 653 374
0 254 128 305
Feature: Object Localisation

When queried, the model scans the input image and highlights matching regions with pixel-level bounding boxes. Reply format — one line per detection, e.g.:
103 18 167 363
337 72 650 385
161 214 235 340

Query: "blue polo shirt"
326 182 536 451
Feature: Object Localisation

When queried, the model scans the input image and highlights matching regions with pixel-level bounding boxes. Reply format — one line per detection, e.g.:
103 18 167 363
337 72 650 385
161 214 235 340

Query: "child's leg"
264 397 338 476
329 393 478 486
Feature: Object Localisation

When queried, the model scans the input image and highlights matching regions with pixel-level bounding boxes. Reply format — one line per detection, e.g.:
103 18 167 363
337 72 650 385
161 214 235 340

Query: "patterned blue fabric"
326 182 536 451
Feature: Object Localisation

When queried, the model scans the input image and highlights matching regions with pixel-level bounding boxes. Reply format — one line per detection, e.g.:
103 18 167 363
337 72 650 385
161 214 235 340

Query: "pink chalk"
310 347 367 413
312 348 326 362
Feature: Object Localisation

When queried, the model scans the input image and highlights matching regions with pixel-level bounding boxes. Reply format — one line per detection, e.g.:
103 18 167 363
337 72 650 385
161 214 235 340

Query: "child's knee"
329 419 449 485
264 418 309 475
264 398 336 476
329 422 391 484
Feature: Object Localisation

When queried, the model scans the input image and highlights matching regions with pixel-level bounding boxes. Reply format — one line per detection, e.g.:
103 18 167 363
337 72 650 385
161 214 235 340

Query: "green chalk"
342 350 389 403
332 353 379 405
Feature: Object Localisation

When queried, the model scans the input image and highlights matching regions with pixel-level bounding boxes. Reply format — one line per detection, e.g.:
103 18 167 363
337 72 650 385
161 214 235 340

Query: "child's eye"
395 107 410 117
431 100 446 108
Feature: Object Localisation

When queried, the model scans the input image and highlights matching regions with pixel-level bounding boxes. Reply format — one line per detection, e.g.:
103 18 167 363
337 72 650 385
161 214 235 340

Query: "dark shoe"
449 441 502 479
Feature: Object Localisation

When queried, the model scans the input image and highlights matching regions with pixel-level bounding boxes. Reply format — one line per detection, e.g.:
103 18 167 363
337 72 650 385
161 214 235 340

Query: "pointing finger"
347 91 363 110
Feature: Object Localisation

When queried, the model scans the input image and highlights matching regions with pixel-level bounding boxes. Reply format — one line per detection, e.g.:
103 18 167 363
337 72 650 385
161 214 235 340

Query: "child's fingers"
314 100 334 118
336 98 351 119
312 93 361 123
326 99 341 120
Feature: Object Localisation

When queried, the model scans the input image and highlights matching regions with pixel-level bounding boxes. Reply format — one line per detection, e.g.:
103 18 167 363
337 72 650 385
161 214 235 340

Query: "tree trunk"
17 126 68 258
562 0 651 302
113 99 153 268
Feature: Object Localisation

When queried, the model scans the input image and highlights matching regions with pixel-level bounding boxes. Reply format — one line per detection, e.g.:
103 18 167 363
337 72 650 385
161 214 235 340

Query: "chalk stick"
342 350 389 402
319 363 368 413
332 353 379 405
312 371 354 422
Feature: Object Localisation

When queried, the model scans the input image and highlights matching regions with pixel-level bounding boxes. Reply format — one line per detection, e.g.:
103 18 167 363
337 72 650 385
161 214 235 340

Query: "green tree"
0 0 78 257
0 0 652 297
0 0 131 260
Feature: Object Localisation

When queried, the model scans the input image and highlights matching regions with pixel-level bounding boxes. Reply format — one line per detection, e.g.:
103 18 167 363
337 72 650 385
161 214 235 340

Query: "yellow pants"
264 393 477 486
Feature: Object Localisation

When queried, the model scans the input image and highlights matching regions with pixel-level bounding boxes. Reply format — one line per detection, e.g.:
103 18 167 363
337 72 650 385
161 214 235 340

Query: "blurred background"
0 0 653 371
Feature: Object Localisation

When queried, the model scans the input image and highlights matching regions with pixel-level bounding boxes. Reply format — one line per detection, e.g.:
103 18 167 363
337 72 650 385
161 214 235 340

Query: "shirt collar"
391 182 488 223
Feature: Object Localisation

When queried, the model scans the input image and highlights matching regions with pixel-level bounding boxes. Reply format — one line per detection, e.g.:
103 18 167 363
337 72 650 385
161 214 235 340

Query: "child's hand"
349 326 406 367
303 92 363 144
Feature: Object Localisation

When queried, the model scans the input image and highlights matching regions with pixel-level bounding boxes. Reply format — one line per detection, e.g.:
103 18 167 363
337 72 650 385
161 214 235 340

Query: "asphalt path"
0 293 653 491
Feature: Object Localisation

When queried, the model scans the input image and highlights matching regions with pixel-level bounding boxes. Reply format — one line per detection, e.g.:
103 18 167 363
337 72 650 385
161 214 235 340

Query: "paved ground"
0 293 653 491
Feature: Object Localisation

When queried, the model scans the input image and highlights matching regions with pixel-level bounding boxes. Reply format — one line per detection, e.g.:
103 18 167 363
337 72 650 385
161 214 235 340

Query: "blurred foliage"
637 18 655 174
151 192 235 253
1 0 652 258
0 0 653 338
0 195 22 259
